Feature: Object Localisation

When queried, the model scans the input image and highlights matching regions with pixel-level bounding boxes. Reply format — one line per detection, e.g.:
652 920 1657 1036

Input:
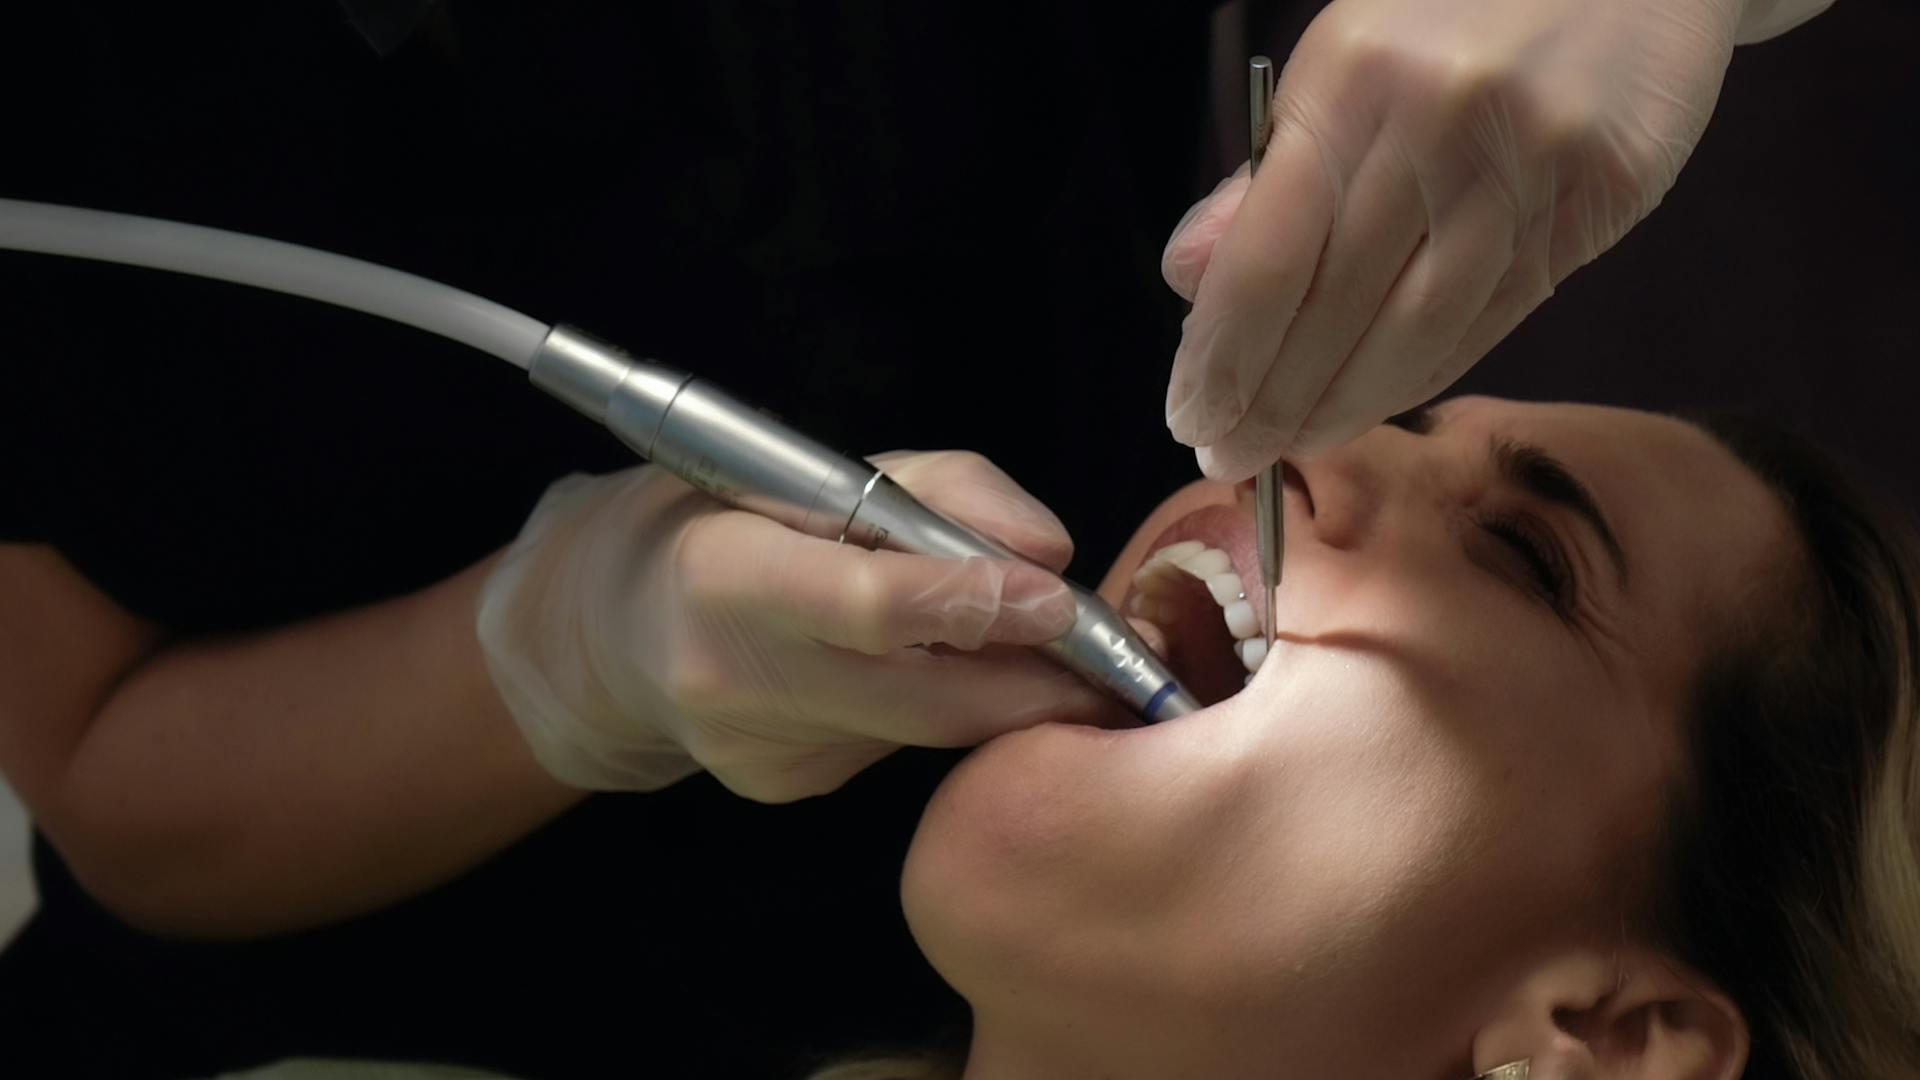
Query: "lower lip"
1041 700 1223 741
1145 695 1228 730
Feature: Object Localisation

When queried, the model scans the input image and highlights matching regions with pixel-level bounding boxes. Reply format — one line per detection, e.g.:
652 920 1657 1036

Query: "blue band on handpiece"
1144 683 1179 724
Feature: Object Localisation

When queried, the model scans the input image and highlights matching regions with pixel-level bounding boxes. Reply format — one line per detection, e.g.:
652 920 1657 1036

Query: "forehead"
1443 396 1792 650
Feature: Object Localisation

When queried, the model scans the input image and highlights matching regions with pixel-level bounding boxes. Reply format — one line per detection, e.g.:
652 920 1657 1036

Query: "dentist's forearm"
45 553 582 940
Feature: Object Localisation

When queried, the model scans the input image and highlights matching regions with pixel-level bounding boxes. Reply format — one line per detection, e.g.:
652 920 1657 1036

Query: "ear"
1470 947 1749 1080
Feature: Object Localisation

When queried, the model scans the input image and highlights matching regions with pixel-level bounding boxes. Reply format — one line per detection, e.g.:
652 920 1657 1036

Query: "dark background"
0 1 1912 1077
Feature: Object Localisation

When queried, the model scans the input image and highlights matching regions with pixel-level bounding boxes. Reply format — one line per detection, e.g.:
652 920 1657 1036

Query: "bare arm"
0 544 581 940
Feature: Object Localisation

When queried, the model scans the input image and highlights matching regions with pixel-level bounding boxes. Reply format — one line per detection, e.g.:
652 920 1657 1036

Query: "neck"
958 1003 1464 1080
959 1015 1097 1080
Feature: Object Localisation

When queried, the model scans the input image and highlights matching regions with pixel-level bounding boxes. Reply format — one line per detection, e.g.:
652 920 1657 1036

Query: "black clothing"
0 3 1216 1077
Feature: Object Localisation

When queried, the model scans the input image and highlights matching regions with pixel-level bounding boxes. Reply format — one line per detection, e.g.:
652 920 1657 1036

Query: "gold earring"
1474 1062 1531 1080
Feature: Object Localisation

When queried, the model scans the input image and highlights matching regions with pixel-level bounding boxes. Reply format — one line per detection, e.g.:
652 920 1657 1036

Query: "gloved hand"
476 451 1124 803
1160 0 1824 479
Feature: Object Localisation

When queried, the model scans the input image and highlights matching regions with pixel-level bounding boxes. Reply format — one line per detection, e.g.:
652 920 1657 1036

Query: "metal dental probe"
1249 55 1282 654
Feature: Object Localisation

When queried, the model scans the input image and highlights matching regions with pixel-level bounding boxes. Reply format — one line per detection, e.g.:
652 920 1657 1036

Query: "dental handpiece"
0 197 1199 722
532 326 1203 725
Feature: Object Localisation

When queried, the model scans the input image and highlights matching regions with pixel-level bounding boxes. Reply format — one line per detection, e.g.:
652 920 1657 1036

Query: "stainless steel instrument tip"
1249 56 1282 651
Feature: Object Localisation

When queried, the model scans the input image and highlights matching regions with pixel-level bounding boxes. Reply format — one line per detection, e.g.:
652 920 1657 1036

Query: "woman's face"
902 396 1789 1077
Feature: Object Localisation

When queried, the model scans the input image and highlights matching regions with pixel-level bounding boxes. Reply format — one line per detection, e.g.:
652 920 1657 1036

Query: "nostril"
1282 463 1314 517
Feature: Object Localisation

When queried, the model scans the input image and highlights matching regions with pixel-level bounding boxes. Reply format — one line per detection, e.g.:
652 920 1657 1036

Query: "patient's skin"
902 396 1787 1079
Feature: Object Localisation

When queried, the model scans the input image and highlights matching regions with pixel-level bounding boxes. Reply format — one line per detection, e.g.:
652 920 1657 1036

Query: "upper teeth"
1127 540 1267 676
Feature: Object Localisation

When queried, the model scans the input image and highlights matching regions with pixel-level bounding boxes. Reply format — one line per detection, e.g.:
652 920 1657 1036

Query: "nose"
1288 429 1407 552
1280 462 1313 519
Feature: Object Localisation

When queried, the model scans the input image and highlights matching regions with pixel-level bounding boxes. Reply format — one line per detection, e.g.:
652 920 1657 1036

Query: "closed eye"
1478 510 1575 615
1385 402 1606 618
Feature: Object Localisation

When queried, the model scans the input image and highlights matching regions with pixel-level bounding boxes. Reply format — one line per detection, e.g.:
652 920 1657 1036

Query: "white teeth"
1237 636 1268 673
1150 539 1205 564
1205 573 1244 606
1178 547 1232 577
1126 592 1171 623
1222 599 1257 639
1131 540 1273 677
1129 561 1185 604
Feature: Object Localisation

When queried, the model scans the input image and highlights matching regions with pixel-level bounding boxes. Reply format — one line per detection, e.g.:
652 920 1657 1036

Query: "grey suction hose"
0 199 547 367
0 198 1200 724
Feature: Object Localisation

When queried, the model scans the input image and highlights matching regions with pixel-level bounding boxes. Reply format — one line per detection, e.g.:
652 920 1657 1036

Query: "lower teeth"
1237 636 1268 671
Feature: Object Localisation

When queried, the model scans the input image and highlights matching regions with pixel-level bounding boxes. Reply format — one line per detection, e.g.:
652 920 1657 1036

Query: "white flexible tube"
0 198 549 369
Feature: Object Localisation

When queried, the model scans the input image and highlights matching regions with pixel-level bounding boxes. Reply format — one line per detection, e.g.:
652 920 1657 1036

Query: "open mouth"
1121 465 1309 708
1120 504 1268 708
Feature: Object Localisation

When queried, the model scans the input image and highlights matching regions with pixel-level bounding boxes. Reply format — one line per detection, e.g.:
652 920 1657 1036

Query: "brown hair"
1647 412 1920 1077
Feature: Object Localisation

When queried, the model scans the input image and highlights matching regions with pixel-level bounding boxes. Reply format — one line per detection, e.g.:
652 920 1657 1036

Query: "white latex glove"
1161 0 1832 479
476 451 1125 802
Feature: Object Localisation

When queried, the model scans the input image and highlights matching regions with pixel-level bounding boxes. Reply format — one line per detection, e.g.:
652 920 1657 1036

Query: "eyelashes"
1477 510 1574 613
1382 404 1579 617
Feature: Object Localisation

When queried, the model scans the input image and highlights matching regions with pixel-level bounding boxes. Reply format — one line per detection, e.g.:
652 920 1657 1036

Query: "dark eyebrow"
1489 435 1630 592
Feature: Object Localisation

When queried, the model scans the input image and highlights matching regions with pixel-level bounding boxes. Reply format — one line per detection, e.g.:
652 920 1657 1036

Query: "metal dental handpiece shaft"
529 325 1201 725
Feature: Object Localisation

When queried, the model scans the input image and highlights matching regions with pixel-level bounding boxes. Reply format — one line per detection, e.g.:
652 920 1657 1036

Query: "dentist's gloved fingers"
683 511 1077 655
1196 139 1437 476
672 649 1123 804
701 742 901 805
479 459 1104 801
1165 115 1337 448
1192 183 1518 480
774 645 1125 748
705 657 1126 804
1390 205 1561 417
1165 0 1754 469
868 449 1075 572
1284 185 1523 460
1161 164 1251 303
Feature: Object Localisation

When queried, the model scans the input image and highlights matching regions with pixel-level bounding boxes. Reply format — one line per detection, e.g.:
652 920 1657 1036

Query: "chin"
902 719 1101 976
902 472 1326 1005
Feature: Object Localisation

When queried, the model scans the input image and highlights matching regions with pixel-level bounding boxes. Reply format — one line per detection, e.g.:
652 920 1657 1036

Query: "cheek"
900 644 1544 1028
1281 543 1597 755
902 550 1644 1033
1201 575 1631 970
1196 644 1628 1021
1263 566 1664 936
